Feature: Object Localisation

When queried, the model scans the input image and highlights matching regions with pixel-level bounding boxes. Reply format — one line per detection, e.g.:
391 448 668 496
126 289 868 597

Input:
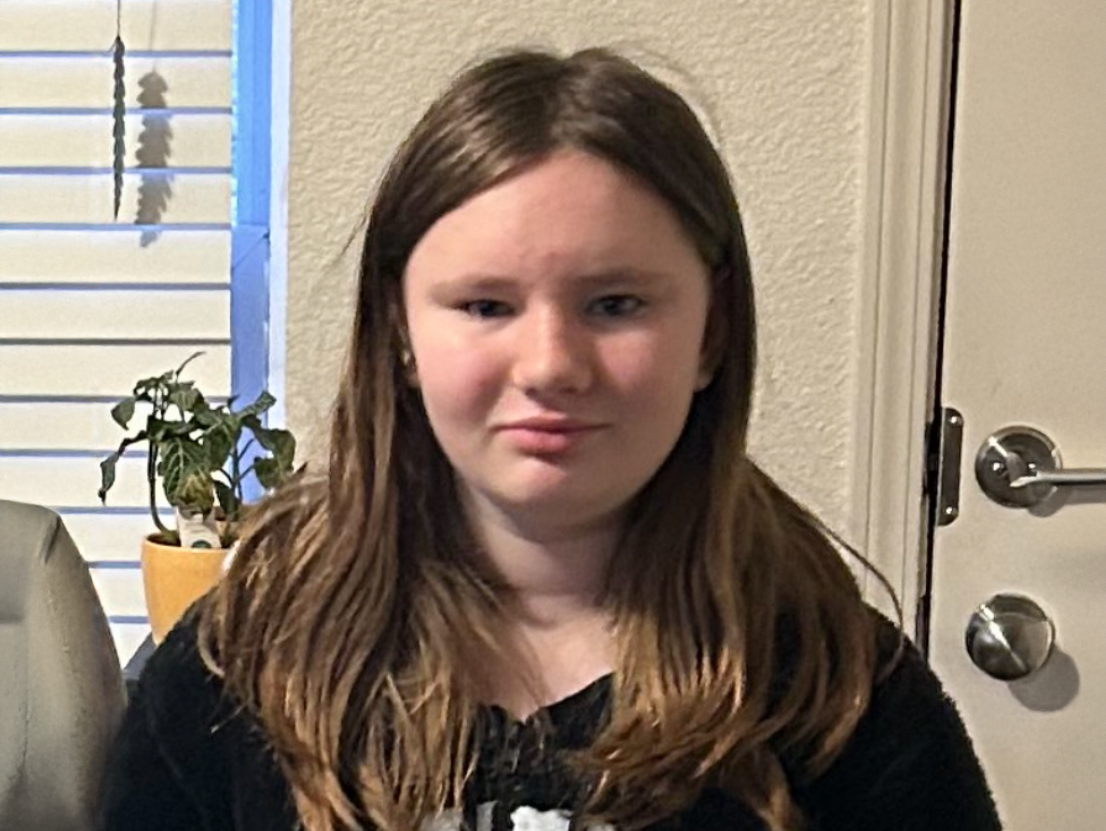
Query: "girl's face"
403 151 713 529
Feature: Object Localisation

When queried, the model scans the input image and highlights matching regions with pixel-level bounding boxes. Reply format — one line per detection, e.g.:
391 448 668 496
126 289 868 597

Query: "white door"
927 2 1106 830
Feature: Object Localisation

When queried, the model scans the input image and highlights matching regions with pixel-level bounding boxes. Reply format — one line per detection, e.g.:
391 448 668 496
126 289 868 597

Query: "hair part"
199 46 896 831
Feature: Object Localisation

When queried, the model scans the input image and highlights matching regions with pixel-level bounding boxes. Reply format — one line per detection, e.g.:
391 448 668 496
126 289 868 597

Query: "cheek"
605 329 704 402
415 341 502 428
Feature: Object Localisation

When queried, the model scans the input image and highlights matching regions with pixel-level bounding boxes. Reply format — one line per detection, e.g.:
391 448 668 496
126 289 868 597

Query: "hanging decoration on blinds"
111 0 126 220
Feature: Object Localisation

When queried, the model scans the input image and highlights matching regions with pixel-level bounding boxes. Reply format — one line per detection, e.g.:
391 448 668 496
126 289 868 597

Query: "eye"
588 294 645 318
459 300 511 318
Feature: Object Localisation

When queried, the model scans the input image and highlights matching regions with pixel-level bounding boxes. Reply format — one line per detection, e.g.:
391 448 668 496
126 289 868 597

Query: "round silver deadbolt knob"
965 594 1055 681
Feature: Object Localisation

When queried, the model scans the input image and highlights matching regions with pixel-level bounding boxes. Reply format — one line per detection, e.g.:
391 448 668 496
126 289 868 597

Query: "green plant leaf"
213 480 237 517
168 386 199 413
236 391 276 418
266 429 297 470
110 397 137 428
193 407 221 427
97 431 149 502
134 375 166 397
253 457 284 491
98 451 122 503
205 423 236 471
159 437 210 509
249 425 295 466
175 470 216 513
145 417 193 442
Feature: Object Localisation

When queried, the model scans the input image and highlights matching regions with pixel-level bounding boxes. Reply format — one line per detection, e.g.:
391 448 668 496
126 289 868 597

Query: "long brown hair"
199 47 895 831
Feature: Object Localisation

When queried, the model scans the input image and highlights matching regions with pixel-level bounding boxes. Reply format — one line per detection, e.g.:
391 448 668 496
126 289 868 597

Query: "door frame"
850 0 955 637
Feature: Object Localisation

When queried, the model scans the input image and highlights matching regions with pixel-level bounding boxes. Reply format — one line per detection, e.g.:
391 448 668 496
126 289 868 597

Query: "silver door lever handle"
977 426 1106 508
1010 468 1106 488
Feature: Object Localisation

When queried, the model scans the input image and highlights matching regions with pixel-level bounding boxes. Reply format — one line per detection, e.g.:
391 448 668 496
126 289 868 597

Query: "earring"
399 346 418 385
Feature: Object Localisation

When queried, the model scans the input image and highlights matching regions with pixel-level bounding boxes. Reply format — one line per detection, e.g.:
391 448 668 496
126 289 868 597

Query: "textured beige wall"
283 0 873 530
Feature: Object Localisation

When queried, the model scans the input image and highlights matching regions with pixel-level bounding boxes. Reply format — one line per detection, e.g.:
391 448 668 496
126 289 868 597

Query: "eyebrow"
439 268 673 291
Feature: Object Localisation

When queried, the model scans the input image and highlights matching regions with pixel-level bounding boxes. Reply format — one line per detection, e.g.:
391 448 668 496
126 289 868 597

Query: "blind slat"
0 401 152 451
0 344 231 396
0 114 231 168
89 567 147 617
0 455 169 509
0 57 231 109
0 1 232 53
61 512 170 562
0 173 230 224
0 289 230 340
0 229 230 283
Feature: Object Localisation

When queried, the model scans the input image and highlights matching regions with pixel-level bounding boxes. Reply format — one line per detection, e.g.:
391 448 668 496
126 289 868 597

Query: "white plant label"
175 506 222 549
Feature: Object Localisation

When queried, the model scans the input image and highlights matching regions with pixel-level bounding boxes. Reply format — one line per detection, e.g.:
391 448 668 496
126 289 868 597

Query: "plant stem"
231 442 243 524
147 443 170 536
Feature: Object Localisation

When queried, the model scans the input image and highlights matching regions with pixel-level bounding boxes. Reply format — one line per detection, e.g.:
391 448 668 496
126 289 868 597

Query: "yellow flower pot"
140 535 228 643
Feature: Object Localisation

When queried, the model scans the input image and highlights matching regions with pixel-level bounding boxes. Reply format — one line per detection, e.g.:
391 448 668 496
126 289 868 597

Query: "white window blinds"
0 0 263 663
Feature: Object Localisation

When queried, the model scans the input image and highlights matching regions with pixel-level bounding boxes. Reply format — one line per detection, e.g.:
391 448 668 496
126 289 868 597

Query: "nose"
510 306 593 396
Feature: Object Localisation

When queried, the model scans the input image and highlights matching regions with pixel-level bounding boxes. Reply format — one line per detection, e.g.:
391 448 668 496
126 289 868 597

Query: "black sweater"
99 613 1002 831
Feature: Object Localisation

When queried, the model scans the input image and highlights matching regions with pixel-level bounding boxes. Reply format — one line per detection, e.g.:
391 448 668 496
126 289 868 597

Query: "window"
0 0 274 663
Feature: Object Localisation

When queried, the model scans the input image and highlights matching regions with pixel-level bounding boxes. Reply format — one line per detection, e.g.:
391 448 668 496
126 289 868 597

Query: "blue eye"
461 300 511 318
589 295 645 317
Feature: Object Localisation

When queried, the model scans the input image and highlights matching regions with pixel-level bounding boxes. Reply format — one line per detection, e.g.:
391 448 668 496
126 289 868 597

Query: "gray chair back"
0 500 126 831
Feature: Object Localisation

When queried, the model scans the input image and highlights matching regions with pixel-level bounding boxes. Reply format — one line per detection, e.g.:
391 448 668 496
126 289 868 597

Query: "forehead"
404 151 704 283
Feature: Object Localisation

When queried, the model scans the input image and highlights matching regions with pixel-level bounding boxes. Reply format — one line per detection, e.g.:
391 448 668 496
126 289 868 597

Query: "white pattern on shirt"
424 802 615 831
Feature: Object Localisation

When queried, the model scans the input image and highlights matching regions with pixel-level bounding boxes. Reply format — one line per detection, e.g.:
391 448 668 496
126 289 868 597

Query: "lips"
497 417 606 454
502 416 599 432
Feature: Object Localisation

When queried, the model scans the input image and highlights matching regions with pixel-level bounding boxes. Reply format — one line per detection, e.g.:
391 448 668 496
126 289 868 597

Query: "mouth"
501 417 603 432
496 419 607 454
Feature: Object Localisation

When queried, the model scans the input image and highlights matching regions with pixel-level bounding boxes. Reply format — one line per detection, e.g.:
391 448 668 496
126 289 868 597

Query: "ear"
695 363 714 392
696 275 726 391
695 341 719 389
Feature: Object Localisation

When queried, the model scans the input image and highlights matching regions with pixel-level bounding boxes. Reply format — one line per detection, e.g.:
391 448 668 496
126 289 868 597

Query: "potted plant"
98 353 297 641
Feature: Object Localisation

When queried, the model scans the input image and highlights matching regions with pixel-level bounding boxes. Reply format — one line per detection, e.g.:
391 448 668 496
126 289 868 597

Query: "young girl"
99 48 1001 831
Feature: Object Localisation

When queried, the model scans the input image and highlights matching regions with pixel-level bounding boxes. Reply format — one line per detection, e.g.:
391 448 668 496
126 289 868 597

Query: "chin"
499 484 593 511
493 477 630 520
